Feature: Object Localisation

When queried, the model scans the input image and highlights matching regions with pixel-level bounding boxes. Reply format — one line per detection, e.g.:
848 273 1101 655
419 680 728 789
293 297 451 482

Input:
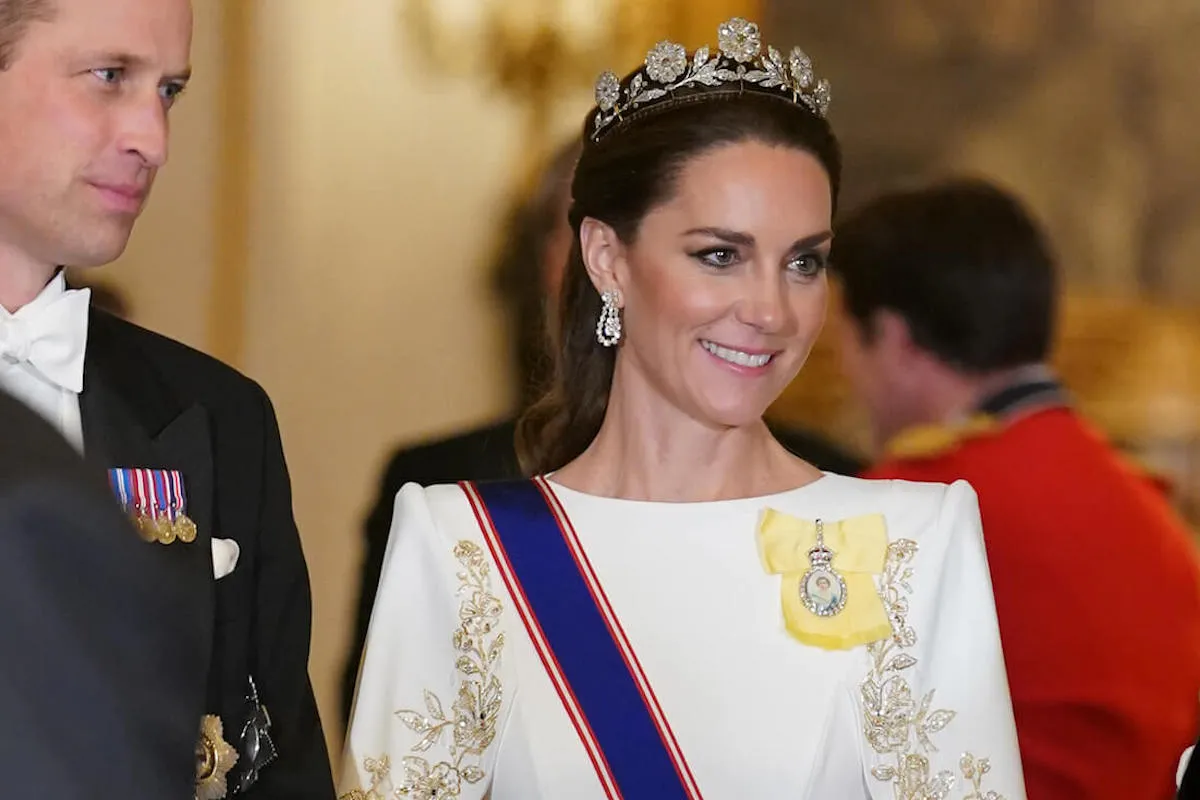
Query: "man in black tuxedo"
0 389 205 798
0 1 333 797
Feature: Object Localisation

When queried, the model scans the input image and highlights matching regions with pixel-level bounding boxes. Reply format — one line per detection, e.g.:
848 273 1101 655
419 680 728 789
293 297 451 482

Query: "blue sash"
470 479 697 799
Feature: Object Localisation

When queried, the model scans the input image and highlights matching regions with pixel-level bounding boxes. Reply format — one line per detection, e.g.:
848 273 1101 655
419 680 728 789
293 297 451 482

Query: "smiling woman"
519 79 840 483
341 17 1027 800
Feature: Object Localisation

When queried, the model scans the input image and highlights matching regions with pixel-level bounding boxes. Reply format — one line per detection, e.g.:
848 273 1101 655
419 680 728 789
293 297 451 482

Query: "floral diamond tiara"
589 17 832 143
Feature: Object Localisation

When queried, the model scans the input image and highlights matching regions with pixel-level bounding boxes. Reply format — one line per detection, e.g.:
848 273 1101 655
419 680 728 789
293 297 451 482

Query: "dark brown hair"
832 178 1057 373
0 0 54 71
516 88 842 474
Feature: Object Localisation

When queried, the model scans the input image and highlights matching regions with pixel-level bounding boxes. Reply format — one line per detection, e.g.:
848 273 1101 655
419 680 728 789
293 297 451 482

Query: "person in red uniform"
831 177 1200 799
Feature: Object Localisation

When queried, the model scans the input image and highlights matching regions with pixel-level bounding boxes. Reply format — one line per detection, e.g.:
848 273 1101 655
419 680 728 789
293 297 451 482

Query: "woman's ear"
579 217 626 304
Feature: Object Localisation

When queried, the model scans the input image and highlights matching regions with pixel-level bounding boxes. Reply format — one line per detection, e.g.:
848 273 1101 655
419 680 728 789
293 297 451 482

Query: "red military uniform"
866 396 1200 799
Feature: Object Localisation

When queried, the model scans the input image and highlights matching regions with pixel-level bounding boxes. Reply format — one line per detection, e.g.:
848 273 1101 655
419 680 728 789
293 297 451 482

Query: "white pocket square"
212 538 240 580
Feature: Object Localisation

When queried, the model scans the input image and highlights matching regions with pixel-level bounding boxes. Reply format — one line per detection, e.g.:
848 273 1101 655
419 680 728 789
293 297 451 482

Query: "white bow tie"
0 288 90 393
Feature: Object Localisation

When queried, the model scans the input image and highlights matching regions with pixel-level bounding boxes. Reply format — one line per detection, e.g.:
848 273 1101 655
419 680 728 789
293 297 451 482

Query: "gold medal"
154 514 176 545
174 513 198 543
111 470 195 545
134 513 159 543
195 714 238 800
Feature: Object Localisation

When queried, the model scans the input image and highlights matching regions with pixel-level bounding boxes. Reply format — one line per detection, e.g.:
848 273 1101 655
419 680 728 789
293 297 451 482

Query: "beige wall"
243 0 595 757
104 0 222 350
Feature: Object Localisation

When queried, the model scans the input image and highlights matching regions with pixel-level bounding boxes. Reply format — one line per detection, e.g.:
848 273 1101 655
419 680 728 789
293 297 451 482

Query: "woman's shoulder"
391 480 481 532
816 473 980 540
818 476 990 625
382 481 494 572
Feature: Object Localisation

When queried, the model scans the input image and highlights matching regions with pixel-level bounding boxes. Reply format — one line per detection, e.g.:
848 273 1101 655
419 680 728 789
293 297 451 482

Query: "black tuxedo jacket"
0 389 204 798
81 309 334 799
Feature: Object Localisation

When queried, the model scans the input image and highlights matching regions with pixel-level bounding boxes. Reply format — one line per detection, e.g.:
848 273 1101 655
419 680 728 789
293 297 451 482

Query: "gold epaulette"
883 415 998 461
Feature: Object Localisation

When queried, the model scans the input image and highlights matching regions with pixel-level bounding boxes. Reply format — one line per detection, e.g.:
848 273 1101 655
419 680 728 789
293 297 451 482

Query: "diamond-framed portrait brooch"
799 518 847 617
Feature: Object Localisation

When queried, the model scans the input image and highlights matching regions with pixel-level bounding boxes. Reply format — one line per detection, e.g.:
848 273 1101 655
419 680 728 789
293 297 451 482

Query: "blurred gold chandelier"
400 0 759 154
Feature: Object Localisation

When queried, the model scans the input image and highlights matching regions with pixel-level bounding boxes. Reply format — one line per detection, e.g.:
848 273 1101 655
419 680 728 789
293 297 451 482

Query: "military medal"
107 468 198 545
799 518 848 617
175 514 198 543
170 470 199 543
233 676 278 793
155 514 177 544
134 513 159 543
196 714 239 800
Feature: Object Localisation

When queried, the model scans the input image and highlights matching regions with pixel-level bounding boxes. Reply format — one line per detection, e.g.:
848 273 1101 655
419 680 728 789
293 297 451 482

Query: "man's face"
0 0 192 271
834 300 925 450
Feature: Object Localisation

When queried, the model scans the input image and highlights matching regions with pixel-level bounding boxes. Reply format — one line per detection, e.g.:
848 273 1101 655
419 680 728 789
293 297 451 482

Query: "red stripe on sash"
461 481 623 799
535 477 705 798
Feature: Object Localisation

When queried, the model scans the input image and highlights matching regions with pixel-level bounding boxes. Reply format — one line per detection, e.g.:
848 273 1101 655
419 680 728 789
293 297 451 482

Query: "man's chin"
60 232 135 269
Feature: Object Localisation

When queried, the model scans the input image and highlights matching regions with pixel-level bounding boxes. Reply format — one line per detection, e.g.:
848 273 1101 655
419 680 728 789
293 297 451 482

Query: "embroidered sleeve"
340 487 506 800
861 481 1027 800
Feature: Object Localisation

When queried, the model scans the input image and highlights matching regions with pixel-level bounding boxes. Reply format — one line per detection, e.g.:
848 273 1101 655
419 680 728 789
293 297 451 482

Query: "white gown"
340 473 1026 799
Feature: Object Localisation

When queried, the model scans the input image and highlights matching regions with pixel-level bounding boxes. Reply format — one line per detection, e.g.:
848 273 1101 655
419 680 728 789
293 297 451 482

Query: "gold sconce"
402 0 646 161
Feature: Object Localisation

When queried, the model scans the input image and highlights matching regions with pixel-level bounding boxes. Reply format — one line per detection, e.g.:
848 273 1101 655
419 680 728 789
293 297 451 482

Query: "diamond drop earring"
595 289 622 347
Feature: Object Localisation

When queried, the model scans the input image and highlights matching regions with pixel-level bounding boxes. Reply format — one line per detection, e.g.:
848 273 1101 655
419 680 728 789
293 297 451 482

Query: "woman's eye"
695 248 738 268
789 253 827 276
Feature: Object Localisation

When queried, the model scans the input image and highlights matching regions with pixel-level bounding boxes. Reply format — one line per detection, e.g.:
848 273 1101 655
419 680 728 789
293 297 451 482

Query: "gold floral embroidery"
339 756 391 800
960 753 1003 800
341 541 504 800
862 540 1006 800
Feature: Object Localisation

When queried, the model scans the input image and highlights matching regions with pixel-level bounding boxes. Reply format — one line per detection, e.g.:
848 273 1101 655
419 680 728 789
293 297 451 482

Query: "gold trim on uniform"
883 415 998 462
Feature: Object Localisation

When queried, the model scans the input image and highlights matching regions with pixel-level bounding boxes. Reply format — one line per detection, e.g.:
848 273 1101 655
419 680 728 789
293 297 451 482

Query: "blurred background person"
831 177 1200 800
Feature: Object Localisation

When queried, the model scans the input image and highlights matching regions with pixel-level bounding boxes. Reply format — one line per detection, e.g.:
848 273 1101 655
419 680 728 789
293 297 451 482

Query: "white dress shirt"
0 272 90 451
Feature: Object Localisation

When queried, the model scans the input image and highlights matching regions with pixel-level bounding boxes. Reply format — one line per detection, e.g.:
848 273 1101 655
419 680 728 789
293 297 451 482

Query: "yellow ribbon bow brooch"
756 510 892 650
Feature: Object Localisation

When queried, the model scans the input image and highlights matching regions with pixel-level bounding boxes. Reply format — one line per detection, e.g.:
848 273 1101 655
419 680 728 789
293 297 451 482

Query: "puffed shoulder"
807 476 991 615
384 481 489 557
816 474 981 544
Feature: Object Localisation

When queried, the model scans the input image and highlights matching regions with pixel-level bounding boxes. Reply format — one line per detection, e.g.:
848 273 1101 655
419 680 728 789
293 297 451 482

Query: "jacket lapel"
80 309 215 676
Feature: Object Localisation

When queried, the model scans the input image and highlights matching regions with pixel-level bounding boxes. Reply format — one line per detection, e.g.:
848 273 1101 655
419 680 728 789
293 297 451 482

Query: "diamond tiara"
589 17 832 143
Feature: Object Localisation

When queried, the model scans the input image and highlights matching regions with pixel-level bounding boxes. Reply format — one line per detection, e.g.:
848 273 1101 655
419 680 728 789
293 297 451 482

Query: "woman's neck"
551 369 823 502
